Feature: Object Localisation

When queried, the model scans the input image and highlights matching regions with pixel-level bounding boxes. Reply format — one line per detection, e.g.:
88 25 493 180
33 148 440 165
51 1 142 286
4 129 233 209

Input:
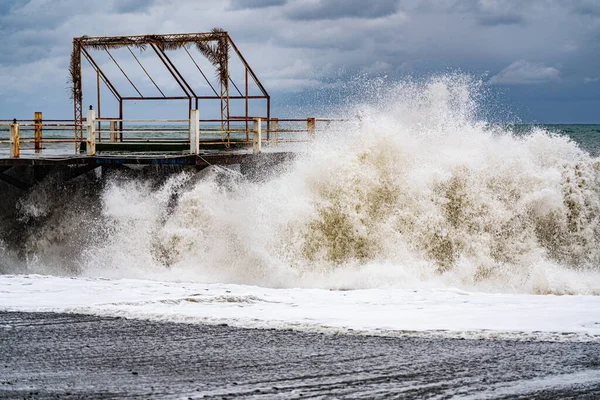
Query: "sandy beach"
2 311 600 399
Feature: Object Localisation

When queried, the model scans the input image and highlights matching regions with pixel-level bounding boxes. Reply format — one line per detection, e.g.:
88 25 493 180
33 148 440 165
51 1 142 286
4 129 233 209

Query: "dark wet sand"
1 311 599 399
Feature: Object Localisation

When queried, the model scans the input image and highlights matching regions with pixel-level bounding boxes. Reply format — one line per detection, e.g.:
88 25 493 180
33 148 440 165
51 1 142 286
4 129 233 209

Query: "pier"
0 114 330 189
0 30 346 190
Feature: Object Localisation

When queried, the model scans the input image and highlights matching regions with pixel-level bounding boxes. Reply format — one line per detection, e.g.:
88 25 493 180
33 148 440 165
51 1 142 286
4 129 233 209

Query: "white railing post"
272 118 279 147
110 121 118 143
10 120 20 158
86 109 96 156
189 109 200 154
253 118 261 154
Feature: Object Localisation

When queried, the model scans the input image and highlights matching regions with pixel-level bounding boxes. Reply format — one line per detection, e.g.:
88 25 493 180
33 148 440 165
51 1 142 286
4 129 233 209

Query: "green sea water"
526 124 600 155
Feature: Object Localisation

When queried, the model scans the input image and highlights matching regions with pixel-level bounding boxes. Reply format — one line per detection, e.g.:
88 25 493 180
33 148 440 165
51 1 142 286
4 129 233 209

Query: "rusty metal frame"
71 31 270 145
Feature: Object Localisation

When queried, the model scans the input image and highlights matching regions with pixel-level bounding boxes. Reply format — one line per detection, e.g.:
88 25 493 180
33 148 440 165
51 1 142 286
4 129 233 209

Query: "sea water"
1 75 599 338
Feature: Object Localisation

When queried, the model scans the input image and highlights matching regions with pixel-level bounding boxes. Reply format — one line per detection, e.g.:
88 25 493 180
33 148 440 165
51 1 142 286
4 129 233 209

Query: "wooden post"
10 121 20 158
272 118 279 147
307 117 316 140
189 109 200 155
253 118 261 154
110 121 118 142
34 111 42 153
86 109 96 156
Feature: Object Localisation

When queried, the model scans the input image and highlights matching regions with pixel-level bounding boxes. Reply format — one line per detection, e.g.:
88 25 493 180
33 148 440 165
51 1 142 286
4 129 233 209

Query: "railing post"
34 111 42 153
110 121 118 143
10 119 20 158
189 109 200 155
307 117 316 140
86 108 96 156
253 118 261 154
272 118 279 147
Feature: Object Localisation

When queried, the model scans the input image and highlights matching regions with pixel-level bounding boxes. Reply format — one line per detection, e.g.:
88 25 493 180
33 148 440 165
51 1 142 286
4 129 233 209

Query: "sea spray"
2 75 600 294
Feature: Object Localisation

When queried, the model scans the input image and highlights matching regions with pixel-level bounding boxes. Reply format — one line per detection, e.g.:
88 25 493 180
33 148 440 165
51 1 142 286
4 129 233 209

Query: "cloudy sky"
0 0 599 122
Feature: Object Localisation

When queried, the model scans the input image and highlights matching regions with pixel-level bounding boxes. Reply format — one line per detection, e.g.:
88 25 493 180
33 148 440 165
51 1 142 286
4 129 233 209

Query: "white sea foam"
1 275 599 342
9 75 600 295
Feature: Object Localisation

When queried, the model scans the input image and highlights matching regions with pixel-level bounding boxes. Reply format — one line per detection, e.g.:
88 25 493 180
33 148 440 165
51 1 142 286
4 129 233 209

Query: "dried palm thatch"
68 39 82 103
69 28 230 102
195 28 229 85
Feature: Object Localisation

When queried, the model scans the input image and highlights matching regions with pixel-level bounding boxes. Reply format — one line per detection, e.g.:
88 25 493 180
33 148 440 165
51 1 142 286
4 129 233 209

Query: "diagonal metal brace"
0 168 28 191
66 164 100 181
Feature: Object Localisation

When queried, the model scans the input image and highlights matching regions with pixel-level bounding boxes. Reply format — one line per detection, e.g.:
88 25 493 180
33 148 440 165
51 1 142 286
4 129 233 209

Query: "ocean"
0 76 599 341
516 124 600 156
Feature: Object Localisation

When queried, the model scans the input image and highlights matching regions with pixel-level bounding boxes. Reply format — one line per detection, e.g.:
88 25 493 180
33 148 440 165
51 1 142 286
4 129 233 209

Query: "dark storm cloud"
229 0 287 10
0 1 82 67
0 0 26 14
570 0 600 16
0 0 599 122
0 31 57 65
286 0 399 21
455 0 527 27
0 0 90 34
112 0 158 14
476 13 524 26
410 0 527 27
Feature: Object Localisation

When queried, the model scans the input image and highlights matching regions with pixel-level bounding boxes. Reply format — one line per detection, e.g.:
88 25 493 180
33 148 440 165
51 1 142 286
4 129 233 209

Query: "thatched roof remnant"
70 28 230 102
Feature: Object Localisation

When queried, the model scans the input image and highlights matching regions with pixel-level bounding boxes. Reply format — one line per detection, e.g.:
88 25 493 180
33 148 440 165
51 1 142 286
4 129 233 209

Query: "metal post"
110 121 118 142
119 100 123 142
266 96 271 141
87 108 96 156
34 111 42 153
253 118 261 154
272 118 279 147
189 109 200 155
245 67 249 141
10 120 20 158
307 117 316 140
97 70 101 141
72 39 83 153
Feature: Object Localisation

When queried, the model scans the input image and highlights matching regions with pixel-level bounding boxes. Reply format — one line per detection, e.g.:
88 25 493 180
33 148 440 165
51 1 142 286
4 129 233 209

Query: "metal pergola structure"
70 29 270 144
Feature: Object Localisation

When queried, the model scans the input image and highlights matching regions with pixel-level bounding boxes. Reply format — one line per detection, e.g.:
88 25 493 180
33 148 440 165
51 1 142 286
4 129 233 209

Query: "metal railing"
0 112 349 158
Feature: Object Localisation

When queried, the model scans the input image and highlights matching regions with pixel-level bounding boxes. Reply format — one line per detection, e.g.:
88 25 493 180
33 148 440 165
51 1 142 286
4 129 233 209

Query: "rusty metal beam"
81 47 121 100
245 67 249 141
121 96 191 101
127 46 166 98
227 34 270 138
73 30 270 146
105 47 143 97
228 35 269 97
97 70 101 136
230 76 243 97
73 39 83 151
183 46 219 96
77 32 228 48
267 96 271 141
156 46 197 99
120 96 268 100
155 45 196 111
150 43 192 100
